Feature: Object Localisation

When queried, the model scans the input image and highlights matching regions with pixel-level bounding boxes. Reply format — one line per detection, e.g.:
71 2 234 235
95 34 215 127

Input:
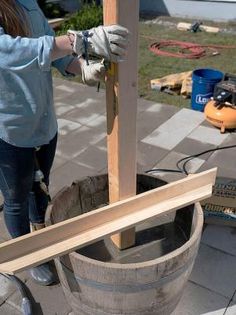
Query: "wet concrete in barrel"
77 221 187 264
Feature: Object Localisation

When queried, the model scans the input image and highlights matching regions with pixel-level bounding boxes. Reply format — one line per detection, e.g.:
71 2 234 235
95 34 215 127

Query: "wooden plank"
104 0 139 249
177 22 219 33
0 168 216 275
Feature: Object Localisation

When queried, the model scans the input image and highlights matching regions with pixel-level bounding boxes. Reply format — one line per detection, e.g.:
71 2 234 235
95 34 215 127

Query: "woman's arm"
51 35 74 61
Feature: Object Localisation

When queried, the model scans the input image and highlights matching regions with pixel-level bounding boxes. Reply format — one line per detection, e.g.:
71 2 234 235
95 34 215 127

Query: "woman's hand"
67 25 130 63
80 59 106 86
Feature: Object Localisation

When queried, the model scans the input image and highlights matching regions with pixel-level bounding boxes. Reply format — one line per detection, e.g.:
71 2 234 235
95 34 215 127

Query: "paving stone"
64 104 104 126
54 102 75 116
174 137 218 159
203 143 236 171
225 302 236 315
198 160 236 179
57 118 82 137
202 225 236 256
158 108 204 132
147 102 178 114
137 142 168 172
72 145 107 171
54 84 78 94
0 302 22 315
137 98 156 113
7 279 71 315
97 166 108 175
83 114 106 130
51 155 67 172
55 90 95 107
200 119 219 129
0 274 17 305
172 281 229 315
188 125 229 146
137 111 164 140
190 244 236 299
0 216 10 241
151 151 205 183
56 126 106 160
62 88 106 114
95 137 107 151
137 103 178 140
221 132 236 145
1 78 235 315
142 108 205 150
50 161 96 197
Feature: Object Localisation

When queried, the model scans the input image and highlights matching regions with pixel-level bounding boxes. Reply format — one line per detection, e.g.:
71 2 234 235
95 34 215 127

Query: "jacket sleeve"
0 26 54 72
43 19 75 76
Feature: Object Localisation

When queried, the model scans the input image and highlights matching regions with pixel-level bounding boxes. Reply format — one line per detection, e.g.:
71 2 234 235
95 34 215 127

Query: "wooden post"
103 0 139 249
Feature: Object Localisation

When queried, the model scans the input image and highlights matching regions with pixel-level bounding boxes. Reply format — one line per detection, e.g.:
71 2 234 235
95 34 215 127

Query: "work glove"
80 59 106 86
67 25 129 63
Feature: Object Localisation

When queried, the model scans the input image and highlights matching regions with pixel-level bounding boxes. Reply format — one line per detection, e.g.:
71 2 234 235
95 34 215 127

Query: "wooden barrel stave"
46 174 203 315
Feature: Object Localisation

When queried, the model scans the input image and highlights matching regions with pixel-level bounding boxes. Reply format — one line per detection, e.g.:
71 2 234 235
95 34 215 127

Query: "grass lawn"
53 16 236 109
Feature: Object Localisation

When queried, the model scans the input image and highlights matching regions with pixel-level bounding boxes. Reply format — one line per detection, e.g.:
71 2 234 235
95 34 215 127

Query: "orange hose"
147 39 236 59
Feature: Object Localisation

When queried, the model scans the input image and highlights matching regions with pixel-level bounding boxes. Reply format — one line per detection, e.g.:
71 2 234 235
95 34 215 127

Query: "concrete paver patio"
0 77 235 315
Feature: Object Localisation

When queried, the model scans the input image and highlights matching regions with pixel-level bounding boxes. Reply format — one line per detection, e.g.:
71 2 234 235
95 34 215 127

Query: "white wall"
140 0 236 22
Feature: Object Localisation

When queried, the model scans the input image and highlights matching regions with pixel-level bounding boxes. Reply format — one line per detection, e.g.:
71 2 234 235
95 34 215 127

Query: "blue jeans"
0 134 57 238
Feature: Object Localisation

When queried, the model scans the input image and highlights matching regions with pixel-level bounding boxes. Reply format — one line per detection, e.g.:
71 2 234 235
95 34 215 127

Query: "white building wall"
140 0 236 22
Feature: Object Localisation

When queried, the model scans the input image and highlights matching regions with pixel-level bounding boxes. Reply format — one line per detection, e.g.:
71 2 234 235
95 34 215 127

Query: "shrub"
38 1 66 18
57 2 103 34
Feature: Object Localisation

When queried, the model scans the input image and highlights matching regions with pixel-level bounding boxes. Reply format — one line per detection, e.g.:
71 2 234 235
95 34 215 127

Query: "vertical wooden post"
103 0 139 249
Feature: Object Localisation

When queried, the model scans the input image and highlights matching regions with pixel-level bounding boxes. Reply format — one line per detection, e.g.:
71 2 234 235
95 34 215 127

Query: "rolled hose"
0 273 32 315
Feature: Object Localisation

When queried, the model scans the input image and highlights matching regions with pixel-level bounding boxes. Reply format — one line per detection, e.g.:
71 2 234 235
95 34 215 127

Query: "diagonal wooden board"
0 168 216 275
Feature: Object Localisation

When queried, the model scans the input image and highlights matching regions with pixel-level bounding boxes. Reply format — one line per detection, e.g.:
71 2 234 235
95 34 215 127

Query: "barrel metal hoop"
60 255 195 293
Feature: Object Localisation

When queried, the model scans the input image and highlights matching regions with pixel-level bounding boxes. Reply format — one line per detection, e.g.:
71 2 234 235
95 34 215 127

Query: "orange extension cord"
148 39 236 59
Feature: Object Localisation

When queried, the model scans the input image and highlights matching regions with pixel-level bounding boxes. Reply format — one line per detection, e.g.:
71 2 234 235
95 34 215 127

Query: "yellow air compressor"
204 74 236 133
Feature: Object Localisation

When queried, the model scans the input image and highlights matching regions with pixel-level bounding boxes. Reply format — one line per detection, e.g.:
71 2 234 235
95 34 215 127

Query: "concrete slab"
95 137 107 151
51 155 68 172
0 236 5 244
172 281 229 315
137 103 179 141
142 108 205 150
204 146 236 171
190 244 236 299
188 125 229 146
151 151 205 183
200 119 219 129
64 106 103 126
83 114 106 130
72 145 107 171
0 215 10 241
0 274 17 305
0 77 235 315
137 98 157 113
50 160 96 197
56 126 106 160
225 302 236 315
174 137 216 159
137 142 169 172
198 160 236 179
57 118 82 136
0 302 22 315
202 225 236 256
54 101 75 117
7 279 71 315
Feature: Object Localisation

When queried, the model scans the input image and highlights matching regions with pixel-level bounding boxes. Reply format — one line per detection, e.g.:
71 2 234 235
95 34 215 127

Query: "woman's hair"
0 0 30 37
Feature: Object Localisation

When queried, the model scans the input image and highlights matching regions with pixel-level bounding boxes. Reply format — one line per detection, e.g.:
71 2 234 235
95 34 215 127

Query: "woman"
0 0 129 285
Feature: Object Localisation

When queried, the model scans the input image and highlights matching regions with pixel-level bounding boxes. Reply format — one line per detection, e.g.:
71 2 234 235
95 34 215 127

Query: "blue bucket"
191 68 223 112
